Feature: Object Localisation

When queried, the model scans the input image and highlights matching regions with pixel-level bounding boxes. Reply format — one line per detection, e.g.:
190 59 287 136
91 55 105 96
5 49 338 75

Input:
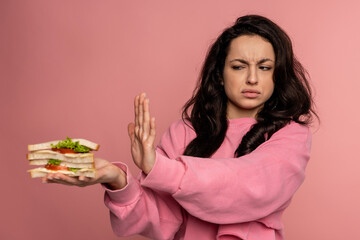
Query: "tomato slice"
45 164 69 171
51 148 77 154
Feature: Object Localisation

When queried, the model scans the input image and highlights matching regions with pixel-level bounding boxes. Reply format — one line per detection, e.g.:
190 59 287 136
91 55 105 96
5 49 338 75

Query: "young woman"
45 15 317 240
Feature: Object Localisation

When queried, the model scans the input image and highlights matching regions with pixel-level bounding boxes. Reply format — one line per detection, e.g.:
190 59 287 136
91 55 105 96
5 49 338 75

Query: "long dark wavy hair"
182 15 317 158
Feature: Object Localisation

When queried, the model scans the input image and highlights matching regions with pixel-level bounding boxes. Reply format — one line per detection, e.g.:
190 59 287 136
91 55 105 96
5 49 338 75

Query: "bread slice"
27 150 94 163
28 167 96 178
29 159 94 169
28 139 100 152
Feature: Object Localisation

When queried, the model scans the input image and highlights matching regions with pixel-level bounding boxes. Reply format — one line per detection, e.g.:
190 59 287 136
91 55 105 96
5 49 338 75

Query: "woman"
45 15 317 239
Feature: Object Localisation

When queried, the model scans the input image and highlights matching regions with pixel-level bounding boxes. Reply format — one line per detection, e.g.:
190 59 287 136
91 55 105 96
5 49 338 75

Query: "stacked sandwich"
27 137 99 178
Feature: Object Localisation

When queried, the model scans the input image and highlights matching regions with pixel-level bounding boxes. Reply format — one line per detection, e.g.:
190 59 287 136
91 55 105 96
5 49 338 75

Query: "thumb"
128 123 135 141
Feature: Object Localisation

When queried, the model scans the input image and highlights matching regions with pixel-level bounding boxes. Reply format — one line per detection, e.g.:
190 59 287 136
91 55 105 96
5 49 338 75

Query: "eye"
231 65 245 70
259 66 272 71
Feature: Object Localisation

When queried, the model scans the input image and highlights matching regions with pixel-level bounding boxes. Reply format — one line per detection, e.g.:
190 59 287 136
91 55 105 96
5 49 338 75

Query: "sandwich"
27 137 99 178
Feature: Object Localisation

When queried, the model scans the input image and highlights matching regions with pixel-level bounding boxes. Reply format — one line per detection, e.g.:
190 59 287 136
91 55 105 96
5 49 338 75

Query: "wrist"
143 152 156 175
106 167 127 190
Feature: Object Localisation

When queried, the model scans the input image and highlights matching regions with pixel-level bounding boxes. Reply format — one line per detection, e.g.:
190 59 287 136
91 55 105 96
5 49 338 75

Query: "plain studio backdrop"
1 0 359 239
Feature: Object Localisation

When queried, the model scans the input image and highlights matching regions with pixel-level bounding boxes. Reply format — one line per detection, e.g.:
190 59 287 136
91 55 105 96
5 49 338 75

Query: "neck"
227 108 259 119
226 102 263 119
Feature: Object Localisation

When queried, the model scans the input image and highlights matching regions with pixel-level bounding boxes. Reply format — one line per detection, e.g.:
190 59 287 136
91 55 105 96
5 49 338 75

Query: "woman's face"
223 34 275 119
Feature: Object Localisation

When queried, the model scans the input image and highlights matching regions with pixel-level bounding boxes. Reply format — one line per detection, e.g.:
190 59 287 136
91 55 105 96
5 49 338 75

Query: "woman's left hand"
43 158 127 190
128 93 156 175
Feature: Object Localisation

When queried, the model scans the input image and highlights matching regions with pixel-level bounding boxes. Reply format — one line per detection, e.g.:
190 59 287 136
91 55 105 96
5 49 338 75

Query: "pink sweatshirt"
104 118 311 240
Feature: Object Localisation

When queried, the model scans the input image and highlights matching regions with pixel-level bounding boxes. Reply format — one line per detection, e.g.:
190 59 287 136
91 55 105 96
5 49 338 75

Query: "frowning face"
223 35 275 119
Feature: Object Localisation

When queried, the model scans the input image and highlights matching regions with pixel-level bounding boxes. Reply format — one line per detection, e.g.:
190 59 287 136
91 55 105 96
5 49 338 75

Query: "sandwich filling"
45 159 80 173
27 137 98 178
45 138 92 172
51 137 91 153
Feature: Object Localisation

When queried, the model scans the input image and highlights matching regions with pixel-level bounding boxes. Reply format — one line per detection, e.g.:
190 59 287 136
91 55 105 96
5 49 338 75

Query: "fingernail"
54 177 60 180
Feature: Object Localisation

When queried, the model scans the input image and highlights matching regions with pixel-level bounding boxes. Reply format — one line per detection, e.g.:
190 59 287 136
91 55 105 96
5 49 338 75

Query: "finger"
128 123 135 143
138 93 145 131
42 176 48 183
134 125 140 139
142 98 150 140
134 95 140 128
78 175 91 182
149 117 156 143
45 173 74 185
46 173 59 181
47 173 74 183
46 179 73 186
48 173 84 186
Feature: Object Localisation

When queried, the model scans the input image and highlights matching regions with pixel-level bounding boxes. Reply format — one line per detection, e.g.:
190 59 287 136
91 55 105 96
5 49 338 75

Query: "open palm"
128 93 156 175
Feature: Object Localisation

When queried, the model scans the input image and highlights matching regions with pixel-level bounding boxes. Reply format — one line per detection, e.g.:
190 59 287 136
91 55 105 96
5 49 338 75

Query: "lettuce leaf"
51 137 90 153
48 159 61 165
68 168 79 173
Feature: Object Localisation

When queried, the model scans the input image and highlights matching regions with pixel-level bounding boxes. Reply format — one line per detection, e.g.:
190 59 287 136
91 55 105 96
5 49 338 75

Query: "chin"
238 104 264 115
239 104 262 111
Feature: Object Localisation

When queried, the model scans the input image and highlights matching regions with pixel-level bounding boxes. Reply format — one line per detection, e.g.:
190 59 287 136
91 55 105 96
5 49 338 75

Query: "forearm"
142 151 307 224
141 123 311 224
103 162 183 239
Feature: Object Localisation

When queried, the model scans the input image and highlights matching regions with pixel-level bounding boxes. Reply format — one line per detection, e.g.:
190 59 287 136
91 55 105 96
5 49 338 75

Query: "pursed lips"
242 89 260 94
241 89 260 98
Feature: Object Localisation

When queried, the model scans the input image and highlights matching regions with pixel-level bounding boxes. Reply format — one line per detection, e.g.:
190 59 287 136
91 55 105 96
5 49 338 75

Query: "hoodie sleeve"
103 162 183 240
141 121 311 224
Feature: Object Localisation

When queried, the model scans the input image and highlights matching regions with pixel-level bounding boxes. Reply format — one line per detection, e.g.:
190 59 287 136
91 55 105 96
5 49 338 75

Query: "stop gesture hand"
128 93 156 174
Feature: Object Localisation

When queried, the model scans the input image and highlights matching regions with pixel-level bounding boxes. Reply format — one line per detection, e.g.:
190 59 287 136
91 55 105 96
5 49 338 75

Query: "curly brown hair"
182 15 317 157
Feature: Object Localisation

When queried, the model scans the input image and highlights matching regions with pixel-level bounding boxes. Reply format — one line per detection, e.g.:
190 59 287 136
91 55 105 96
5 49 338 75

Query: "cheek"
223 70 242 89
262 72 275 95
223 79 238 98
222 75 235 95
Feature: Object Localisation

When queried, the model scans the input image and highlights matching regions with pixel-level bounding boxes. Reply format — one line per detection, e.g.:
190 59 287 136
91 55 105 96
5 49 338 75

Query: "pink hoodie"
104 118 311 240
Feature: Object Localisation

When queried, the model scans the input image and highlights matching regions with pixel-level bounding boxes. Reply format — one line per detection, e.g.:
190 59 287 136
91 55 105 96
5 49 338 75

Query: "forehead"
226 35 275 61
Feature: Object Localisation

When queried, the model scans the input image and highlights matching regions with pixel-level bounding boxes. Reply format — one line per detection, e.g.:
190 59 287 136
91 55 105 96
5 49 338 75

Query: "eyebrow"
229 58 274 64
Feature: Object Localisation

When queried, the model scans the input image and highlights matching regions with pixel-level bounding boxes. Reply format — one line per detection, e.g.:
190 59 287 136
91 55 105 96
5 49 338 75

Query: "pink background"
1 0 359 239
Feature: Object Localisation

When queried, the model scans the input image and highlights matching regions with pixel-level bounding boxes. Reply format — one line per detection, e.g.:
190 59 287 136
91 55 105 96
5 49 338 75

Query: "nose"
246 66 258 85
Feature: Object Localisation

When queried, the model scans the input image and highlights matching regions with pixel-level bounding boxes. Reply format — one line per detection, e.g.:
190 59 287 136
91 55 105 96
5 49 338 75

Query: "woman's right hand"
43 158 127 190
127 93 156 175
